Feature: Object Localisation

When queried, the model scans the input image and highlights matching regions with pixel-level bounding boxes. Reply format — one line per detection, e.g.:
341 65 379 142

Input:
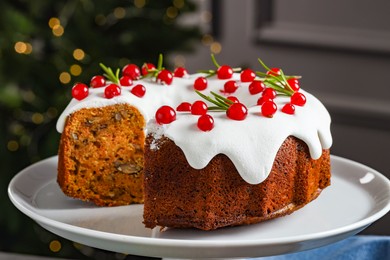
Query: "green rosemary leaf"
197 70 216 78
279 69 294 92
258 58 272 72
157 53 163 70
211 53 220 68
264 79 293 95
115 68 120 82
255 58 302 96
99 63 119 84
208 106 226 111
196 90 229 110
211 91 233 105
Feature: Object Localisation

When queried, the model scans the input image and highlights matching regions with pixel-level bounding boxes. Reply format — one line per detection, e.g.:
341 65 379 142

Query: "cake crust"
143 135 331 230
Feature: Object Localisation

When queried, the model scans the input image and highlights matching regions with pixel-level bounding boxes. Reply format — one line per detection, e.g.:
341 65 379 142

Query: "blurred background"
1 0 389 259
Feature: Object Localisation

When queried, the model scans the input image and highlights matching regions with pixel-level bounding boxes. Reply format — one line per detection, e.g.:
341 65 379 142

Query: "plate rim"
8 155 390 248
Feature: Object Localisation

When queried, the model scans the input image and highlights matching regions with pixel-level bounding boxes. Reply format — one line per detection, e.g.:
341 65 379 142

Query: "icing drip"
57 73 332 184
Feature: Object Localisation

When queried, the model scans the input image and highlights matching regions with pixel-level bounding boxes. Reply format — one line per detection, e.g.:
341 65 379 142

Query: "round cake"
56 55 332 229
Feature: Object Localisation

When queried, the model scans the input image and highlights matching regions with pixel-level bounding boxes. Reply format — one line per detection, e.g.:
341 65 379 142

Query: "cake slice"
58 104 145 206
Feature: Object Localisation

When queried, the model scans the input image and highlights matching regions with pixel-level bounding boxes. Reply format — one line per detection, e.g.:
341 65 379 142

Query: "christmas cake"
56 55 332 229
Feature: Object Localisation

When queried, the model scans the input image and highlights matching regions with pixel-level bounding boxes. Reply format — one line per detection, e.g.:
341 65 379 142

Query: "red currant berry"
194 77 208 91
157 69 173 85
122 64 141 80
141 63 156 76
226 103 248 121
223 80 239 93
267 68 281 77
119 76 133 86
248 80 265 95
261 101 277 118
262 88 277 99
155 105 176 125
131 84 146 98
287 78 300 92
176 102 192 112
291 92 306 106
104 84 121 99
191 100 208 115
240 69 256 82
227 96 239 104
197 114 214 132
257 96 273 106
217 65 233 79
281 103 295 115
173 67 188 78
90 75 106 88
72 83 89 100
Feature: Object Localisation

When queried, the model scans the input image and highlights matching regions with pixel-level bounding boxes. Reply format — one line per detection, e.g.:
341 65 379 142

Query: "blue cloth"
253 236 390 260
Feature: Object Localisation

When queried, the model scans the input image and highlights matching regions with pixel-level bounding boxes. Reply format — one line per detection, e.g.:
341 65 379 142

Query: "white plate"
8 155 390 259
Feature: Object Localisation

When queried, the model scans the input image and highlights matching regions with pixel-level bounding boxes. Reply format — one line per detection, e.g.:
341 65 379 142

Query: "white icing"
56 73 332 184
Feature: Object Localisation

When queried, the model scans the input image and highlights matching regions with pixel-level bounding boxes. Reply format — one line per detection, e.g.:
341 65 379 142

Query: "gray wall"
177 0 390 235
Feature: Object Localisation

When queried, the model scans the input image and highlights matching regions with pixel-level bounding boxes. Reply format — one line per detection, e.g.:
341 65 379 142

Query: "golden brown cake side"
143 135 331 230
57 104 145 206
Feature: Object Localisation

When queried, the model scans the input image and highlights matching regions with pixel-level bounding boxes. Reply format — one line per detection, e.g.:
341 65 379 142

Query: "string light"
73 49 85 61
114 7 126 19
166 6 178 19
14 41 33 55
52 24 64 37
21 90 36 103
9 123 24 136
49 240 62 253
70 64 82 76
31 113 44 124
201 34 214 46
14 42 27 54
173 0 184 9
95 14 107 26
48 17 60 29
48 17 64 37
47 107 58 119
59 72 71 84
201 11 212 23
210 41 222 54
134 0 145 8
7 140 19 152
20 135 31 146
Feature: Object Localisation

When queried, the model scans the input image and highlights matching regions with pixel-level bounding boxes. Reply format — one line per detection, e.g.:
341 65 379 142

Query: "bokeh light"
59 72 71 84
70 64 82 76
73 49 85 61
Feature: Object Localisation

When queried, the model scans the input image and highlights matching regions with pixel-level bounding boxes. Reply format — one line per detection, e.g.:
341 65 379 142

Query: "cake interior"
57 104 145 206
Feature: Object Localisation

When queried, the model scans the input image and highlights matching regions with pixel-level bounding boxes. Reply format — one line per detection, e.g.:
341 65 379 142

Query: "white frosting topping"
57 73 332 184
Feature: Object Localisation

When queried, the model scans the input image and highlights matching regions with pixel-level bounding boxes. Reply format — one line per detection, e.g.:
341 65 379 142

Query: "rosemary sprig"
211 53 221 68
255 58 302 96
195 90 234 111
142 53 164 78
197 69 217 77
156 53 164 71
99 63 120 84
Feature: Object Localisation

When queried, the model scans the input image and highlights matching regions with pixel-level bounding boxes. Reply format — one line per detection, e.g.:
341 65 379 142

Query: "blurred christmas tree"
0 0 200 258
